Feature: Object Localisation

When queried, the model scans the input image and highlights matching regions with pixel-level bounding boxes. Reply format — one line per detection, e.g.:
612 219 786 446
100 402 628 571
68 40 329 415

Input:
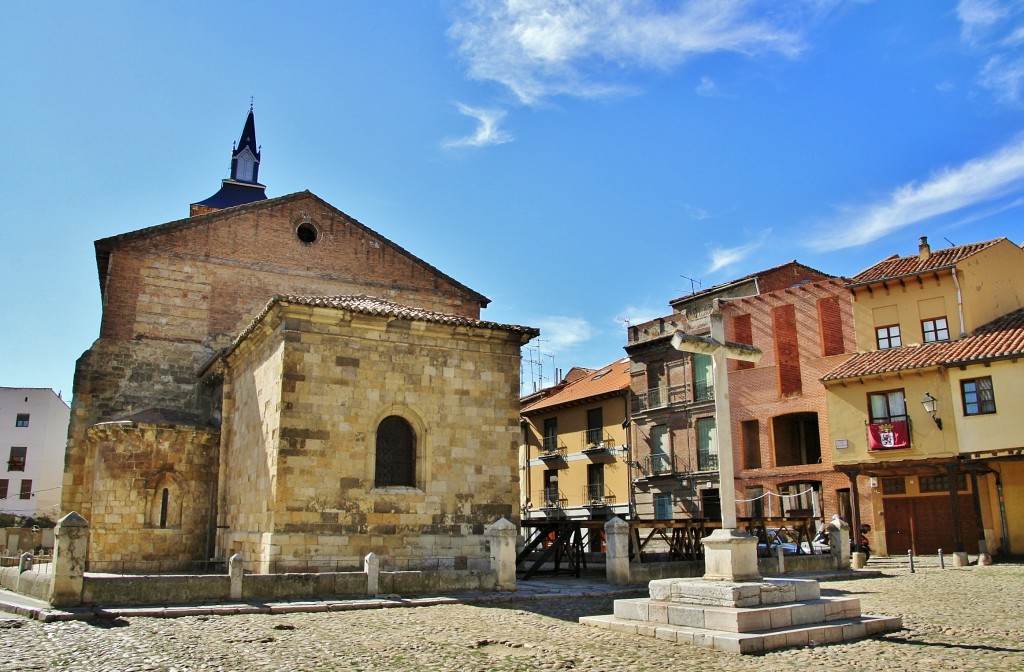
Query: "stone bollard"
488 518 517 591
776 544 786 575
938 549 944 569
364 552 380 597
605 517 630 585
16 551 33 594
908 550 915 573
229 553 244 600
828 515 851 569
49 511 89 608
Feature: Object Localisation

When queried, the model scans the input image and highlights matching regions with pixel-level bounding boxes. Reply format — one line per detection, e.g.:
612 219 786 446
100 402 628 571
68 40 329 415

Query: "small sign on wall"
835 439 849 450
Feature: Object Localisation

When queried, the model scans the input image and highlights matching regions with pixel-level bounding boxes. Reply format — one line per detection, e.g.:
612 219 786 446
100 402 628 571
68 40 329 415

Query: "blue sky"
3 1 1024 399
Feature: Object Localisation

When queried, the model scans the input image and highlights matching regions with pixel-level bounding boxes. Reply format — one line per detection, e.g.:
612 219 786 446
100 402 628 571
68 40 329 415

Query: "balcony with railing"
540 487 568 510
693 379 714 403
539 436 568 461
582 428 614 454
697 449 719 472
582 483 617 507
644 452 684 477
632 384 692 414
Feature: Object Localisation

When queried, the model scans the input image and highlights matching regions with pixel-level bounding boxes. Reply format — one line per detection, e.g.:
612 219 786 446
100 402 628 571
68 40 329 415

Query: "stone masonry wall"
83 423 220 570
218 303 525 571
67 192 492 564
215 313 286 561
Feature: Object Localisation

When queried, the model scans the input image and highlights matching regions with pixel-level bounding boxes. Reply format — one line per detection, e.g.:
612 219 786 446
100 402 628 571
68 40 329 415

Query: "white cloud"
696 76 718 96
448 0 811 105
706 231 770 273
980 55 1024 104
530 315 593 354
616 305 662 328
956 0 1024 105
957 0 1012 45
809 136 1024 251
442 103 514 148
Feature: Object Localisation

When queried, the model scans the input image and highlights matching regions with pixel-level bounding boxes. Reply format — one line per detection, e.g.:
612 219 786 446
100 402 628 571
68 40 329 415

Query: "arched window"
375 416 416 487
159 488 169 528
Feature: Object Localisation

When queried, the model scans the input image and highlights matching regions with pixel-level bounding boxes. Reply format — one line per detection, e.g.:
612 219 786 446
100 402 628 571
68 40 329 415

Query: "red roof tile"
848 239 1004 285
822 306 1024 381
521 358 631 414
221 294 538 365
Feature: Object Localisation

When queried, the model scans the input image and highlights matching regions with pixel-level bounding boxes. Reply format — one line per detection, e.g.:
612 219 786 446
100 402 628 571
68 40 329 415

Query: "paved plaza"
2 562 1022 671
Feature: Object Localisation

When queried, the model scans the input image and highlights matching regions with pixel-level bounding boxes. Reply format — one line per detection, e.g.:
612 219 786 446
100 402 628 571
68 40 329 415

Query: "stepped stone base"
580 577 902 655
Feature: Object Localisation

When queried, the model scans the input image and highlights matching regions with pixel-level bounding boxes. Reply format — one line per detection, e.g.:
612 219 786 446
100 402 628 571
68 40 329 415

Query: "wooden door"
884 498 913 555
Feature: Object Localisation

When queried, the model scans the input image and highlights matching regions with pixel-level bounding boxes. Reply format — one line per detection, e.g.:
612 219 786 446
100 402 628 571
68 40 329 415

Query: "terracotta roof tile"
221 294 538 364
848 239 1004 285
521 358 631 414
822 306 1024 381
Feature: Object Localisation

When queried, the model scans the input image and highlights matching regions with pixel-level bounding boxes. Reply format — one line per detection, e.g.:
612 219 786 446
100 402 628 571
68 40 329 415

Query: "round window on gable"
296 222 319 244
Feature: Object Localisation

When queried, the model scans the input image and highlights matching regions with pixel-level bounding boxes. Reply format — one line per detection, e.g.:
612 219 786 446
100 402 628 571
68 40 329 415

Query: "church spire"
190 105 268 217
230 103 261 184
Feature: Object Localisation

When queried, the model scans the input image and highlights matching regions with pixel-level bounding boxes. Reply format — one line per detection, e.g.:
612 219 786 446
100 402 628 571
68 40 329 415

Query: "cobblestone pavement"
3 564 1023 671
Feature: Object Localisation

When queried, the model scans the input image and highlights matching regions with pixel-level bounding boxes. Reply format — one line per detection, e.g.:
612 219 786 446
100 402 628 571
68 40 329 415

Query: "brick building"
719 277 874 530
625 262 831 522
63 110 536 570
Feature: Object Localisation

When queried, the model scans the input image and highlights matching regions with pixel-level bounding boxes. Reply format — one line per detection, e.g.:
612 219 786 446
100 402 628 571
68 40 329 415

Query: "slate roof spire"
190 104 268 216
231 103 261 184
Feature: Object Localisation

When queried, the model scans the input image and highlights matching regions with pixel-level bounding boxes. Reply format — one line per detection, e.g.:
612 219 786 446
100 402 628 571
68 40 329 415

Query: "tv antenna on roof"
680 274 702 296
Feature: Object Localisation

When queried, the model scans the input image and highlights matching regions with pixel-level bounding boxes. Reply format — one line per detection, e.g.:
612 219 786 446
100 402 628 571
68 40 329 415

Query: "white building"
0 388 70 520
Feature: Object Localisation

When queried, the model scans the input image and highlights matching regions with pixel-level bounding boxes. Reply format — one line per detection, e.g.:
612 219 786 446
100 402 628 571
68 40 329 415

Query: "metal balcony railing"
582 484 617 506
697 450 719 472
582 428 614 451
645 452 680 476
539 436 568 460
632 383 706 414
693 379 714 403
540 487 567 510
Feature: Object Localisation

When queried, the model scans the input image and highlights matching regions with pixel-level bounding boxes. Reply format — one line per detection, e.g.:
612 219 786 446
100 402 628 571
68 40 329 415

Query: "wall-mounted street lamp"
922 393 943 430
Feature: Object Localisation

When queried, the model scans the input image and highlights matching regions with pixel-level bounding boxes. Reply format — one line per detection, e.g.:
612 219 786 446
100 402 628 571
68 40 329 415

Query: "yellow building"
520 359 632 548
823 237 1024 558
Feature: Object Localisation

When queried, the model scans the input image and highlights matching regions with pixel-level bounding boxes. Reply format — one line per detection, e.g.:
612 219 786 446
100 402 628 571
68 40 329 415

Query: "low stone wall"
621 552 837 585
0 566 51 600
83 575 229 607
242 572 368 601
628 561 703 583
73 568 498 607
381 569 496 595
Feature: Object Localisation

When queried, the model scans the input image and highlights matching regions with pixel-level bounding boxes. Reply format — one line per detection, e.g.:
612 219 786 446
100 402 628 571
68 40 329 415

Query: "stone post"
364 552 380 597
229 553 244 600
49 511 89 608
776 544 785 575
488 518 517 591
829 515 851 569
16 552 33 595
605 517 630 585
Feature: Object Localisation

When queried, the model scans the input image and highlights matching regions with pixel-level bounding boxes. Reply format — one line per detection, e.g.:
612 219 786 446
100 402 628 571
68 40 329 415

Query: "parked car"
759 527 831 555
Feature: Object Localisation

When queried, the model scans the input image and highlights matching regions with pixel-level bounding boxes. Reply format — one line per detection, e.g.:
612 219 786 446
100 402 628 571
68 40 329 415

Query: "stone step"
580 613 903 655
612 595 862 633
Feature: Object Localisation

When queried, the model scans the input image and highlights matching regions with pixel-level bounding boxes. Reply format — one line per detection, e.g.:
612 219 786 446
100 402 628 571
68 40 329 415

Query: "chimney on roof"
919 236 931 261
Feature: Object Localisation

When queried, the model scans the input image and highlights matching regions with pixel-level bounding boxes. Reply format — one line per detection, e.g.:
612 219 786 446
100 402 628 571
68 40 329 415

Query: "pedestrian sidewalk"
0 568 881 623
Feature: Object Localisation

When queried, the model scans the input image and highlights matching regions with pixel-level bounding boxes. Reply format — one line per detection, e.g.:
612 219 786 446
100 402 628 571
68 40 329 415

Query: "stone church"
63 109 537 572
